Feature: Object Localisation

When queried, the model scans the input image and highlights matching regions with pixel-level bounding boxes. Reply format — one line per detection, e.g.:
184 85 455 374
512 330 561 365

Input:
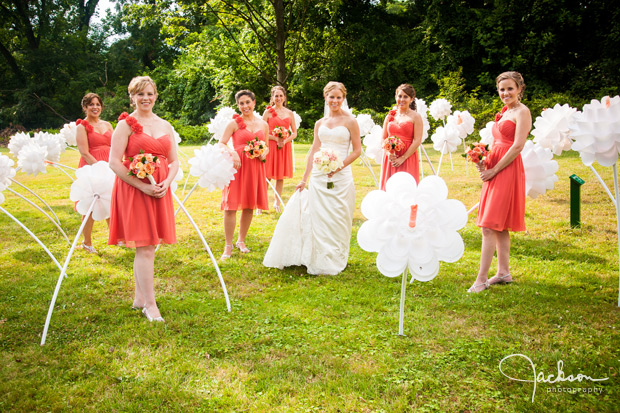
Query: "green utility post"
570 174 585 228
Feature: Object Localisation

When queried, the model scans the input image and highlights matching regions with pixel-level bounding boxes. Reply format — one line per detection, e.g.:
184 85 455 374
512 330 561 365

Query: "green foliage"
169 120 211 145
294 127 314 144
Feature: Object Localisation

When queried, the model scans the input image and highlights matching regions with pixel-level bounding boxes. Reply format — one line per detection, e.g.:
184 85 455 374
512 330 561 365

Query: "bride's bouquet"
128 150 160 184
313 148 343 189
244 136 268 162
271 126 290 149
382 136 405 154
462 142 490 164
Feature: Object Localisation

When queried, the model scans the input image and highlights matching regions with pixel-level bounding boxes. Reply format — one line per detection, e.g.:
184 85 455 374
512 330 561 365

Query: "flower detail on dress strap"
233 114 246 129
120 113 143 134
76 119 94 133
386 109 397 123
267 105 277 117
495 106 508 122
118 112 129 121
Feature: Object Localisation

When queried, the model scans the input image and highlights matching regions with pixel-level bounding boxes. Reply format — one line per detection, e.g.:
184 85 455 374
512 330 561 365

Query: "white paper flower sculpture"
569 96 620 167
188 144 236 191
69 161 115 220
356 113 376 137
207 106 236 141
415 98 430 141
172 126 182 145
429 98 452 121
33 131 65 163
521 141 559 199
293 111 302 129
0 154 16 189
431 125 461 154
18 142 48 176
532 104 577 156
363 125 384 164
8 132 31 157
170 167 184 193
357 172 467 280
479 121 495 148
59 122 78 146
447 110 475 139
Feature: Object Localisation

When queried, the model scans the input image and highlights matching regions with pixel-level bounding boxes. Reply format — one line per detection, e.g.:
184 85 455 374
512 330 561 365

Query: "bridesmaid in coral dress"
108 76 179 322
75 92 113 253
469 71 531 293
262 86 297 212
379 83 423 189
219 90 269 260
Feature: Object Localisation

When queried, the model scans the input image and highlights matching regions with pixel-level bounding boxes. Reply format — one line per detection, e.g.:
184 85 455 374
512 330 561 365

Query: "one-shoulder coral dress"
108 115 176 248
476 118 525 231
265 106 294 180
221 114 269 210
379 120 419 189
76 119 112 167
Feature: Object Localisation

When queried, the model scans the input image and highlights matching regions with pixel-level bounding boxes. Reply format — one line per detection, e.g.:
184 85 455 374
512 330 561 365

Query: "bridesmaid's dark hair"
81 93 103 111
496 71 526 100
396 84 417 111
235 89 256 102
269 85 287 107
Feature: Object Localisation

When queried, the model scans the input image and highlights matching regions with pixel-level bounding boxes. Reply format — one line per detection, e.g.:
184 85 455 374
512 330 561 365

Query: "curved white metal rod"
41 196 97 345
398 268 408 336
9 177 61 224
612 164 620 307
436 141 447 176
420 145 437 175
171 192 231 312
6 188 71 245
359 149 379 188
589 165 616 204
467 202 479 215
265 178 285 209
46 161 75 182
175 181 199 217
0 206 62 271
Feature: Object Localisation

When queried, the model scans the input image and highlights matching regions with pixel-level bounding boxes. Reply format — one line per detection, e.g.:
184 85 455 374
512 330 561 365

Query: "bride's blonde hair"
323 81 347 98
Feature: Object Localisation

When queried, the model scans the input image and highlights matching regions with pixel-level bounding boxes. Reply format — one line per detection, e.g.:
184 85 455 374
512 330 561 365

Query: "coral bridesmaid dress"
476 118 525 231
221 114 269 210
265 106 293 180
379 120 419 190
76 119 111 167
108 114 176 248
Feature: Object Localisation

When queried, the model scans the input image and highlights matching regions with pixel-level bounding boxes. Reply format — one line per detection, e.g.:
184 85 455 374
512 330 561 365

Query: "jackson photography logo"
498 354 609 402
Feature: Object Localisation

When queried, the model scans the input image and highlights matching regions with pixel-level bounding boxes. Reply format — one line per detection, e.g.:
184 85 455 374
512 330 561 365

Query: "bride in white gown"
263 81 361 275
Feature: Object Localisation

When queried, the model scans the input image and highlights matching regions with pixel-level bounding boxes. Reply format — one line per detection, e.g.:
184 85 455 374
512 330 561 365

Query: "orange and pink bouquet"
271 126 290 149
462 142 490 164
382 136 405 154
128 150 160 184
244 136 268 162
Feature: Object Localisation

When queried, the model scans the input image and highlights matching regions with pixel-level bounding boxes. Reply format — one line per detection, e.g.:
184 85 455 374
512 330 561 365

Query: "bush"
170 120 212 145
295 128 314 144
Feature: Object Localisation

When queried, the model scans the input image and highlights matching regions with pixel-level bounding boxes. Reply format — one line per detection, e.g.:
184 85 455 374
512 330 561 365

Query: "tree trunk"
274 0 287 88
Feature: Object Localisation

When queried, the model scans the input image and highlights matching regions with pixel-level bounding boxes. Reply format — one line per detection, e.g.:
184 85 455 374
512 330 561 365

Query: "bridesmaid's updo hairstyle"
496 71 526 100
235 89 256 102
269 85 287 106
396 83 417 111
128 76 157 108
81 93 103 111
323 81 347 98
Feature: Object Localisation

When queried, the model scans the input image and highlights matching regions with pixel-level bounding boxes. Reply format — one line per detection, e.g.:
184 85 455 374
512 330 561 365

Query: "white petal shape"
357 220 383 252
431 125 461 153
429 98 452 121
409 258 439 282
8 132 31 157
446 110 475 139
532 104 576 156
170 166 184 192
59 122 78 146
569 95 620 167
0 154 16 189
0 191 4 204
377 251 408 277
360 189 389 220
207 107 236 141
18 142 47 176
479 121 495 148
188 144 236 191
385 171 417 195
70 161 115 220
356 113 376 137
171 127 182 144
521 141 560 198
415 98 430 141
293 111 302 129
362 125 384 164
33 132 65 162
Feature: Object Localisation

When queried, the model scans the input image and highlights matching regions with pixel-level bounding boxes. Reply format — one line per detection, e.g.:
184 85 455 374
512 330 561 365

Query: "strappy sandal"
81 243 97 253
220 244 233 260
467 280 489 293
235 241 250 253
142 307 165 323
488 273 513 285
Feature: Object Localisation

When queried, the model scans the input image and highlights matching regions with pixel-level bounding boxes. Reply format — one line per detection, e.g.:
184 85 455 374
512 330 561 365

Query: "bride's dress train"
263 125 354 275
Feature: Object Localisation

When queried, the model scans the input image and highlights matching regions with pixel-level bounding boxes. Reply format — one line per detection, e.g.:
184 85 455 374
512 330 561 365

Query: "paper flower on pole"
171 127 182 145
356 113 376 137
569 95 620 167
429 98 452 121
532 104 577 156
207 107 236 141
0 154 16 204
188 145 236 191
357 172 467 280
362 125 384 164
69 161 115 221
170 167 183 193
33 132 65 163
479 121 495 148
415 98 430 141
431 125 460 154
293 111 302 129
59 122 78 146
8 132 31 157
18 142 47 176
446 110 475 139
521 141 559 199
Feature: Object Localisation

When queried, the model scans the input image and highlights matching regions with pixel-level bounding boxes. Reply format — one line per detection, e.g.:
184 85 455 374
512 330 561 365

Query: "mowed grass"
0 143 619 412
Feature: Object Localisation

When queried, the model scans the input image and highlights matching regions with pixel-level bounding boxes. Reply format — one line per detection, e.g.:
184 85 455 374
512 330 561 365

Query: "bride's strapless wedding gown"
263 125 355 275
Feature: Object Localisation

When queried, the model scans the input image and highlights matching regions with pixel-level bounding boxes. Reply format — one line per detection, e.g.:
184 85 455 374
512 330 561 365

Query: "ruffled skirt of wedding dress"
263 171 355 275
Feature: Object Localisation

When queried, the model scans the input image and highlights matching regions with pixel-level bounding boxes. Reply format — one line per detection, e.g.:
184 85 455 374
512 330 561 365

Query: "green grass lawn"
0 143 619 412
